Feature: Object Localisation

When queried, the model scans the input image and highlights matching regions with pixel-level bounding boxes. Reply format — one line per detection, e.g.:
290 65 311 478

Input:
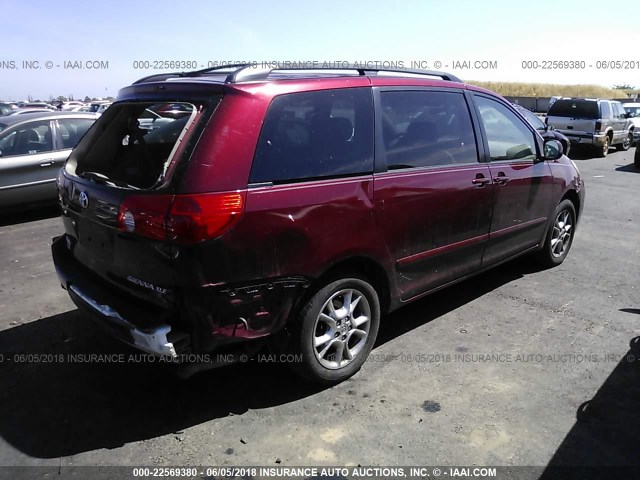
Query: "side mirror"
543 139 563 160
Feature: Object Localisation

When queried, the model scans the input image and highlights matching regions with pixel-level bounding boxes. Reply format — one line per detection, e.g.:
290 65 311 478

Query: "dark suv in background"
51 64 584 384
546 98 634 157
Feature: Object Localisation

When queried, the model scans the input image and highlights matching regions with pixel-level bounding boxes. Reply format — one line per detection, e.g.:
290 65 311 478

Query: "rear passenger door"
472 94 554 265
372 88 493 301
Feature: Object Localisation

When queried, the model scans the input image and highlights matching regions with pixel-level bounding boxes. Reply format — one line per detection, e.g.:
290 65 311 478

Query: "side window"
57 118 95 150
250 88 374 184
600 101 611 120
380 90 478 169
613 103 625 119
475 96 537 162
0 120 53 157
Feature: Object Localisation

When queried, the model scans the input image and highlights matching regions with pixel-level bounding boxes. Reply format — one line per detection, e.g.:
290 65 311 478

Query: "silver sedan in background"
0 111 98 212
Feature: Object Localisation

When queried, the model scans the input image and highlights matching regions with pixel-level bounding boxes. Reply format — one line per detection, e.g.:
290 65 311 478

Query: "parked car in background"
0 103 16 116
151 102 194 119
512 103 570 155
87 101 112 114
68 105 93 112
61 101 86 111
51 65 584 384
7 108 54 116
622 102 640 145
17 102 56 110
546 98 634 157
0 111 98 212
137 108 175 131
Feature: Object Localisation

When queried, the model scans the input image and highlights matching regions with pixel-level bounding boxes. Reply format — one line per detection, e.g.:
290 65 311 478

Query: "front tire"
290 276 380 385
535 199 577 268
617 133 632 152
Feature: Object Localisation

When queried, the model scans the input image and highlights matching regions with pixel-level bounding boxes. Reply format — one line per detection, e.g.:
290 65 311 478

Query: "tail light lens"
595 121 602 132
117 195 173 241
117 191 245 243
167 192 245 243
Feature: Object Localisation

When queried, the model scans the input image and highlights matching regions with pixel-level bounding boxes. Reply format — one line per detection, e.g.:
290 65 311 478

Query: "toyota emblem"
79 191 89 208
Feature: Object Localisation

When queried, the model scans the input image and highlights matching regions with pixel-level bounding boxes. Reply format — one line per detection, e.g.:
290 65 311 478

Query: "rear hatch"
546 99 599 136
58 93 221 309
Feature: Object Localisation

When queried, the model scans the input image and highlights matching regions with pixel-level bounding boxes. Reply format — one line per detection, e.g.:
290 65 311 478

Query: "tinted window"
250 88 374 184
57 118 95 149
0 120 53 157
380 90 477 169
475 96 537 162
548 99 600 119
600 102 611 119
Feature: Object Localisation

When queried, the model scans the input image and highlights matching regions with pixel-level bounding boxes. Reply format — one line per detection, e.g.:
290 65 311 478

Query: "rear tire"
596 136 610 157
289 276 380 385
617 133 632 151
535 199 577 268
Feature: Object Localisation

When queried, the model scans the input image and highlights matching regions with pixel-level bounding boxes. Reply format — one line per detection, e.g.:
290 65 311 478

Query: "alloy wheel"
551 209 573 258
313 288 371 369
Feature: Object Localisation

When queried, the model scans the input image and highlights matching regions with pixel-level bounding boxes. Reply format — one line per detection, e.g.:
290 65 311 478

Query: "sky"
1 0 639 100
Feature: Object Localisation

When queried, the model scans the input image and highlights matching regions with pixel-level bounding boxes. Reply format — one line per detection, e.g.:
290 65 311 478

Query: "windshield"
67 100 216 189
548 100 599 119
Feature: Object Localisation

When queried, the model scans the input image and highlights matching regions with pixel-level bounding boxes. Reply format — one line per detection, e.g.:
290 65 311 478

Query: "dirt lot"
0 148 638 476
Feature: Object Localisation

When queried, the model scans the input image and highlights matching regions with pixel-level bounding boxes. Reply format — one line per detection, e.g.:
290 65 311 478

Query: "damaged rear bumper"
51 234 310 358
68 284 177 358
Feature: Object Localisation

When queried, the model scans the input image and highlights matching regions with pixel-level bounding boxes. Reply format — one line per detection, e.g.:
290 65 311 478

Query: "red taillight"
117 195 173 241
167 192 245 243
595 121 602 132
117 191 245 243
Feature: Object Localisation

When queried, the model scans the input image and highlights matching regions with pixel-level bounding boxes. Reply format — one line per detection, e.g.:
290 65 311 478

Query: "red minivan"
52 64 584 384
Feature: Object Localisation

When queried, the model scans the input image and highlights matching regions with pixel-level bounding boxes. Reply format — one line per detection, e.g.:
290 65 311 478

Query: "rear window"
250 88 374 184
67 101 214 189
548 100 599 119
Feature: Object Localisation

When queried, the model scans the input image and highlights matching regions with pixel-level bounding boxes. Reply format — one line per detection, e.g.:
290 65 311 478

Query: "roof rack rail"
223 63 463 83
131 63 253 85
132 63 463 85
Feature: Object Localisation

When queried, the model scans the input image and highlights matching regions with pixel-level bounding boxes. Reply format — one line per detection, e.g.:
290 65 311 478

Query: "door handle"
39 160 54 167
493 173 509 185
471 177 491 186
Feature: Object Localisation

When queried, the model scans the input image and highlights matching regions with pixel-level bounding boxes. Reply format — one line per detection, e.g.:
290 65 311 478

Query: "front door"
472 95 554 266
